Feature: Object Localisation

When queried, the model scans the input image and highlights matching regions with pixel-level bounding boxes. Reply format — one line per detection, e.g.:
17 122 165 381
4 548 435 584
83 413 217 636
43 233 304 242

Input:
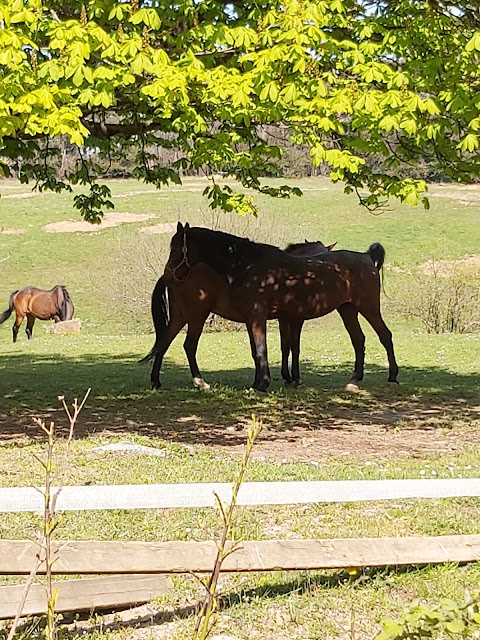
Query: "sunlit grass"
0 179 479 639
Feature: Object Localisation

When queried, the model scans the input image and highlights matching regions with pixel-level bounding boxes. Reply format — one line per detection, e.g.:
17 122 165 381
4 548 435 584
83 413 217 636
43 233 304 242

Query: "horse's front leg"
246 318 271 392
289 319 304 387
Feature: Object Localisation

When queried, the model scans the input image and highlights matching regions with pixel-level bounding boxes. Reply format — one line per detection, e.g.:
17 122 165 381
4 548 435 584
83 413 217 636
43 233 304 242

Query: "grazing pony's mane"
284 240 326 253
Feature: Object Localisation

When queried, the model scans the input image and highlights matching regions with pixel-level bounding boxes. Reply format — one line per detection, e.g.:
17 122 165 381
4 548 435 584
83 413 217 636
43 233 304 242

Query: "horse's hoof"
345 383 359 393
292 379 304 389
247 387 268 395
150 383 162 391
387 381 400 387
193 377 211 391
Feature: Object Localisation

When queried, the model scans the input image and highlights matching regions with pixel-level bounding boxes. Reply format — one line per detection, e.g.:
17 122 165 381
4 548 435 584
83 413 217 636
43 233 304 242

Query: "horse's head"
164 222 202 283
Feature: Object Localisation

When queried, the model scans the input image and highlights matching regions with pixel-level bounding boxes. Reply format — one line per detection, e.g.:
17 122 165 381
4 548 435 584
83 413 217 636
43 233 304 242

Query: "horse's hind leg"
183 314 211 390
247 318 271 392
12 313 24 343
337 303 366 391
150 315 186 390
279 318 293 384
361 309 399 384
26 314 35 340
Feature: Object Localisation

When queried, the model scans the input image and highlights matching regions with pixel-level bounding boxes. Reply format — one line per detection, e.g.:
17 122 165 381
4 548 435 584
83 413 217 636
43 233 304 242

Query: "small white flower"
419 470 426 476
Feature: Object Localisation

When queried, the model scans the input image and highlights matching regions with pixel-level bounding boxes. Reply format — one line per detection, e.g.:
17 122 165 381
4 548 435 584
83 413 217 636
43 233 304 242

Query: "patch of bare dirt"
112 190 165 198
1 192 39 199
208 401 480 463
1 396 478 464
0 228 24 235
43 212 156 233
430 183 480 204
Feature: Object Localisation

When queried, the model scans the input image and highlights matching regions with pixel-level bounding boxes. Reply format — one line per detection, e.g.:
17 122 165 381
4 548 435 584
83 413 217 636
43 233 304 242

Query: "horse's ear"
305 238 308 243
185 222 190 230
327 242 337 251
177 222 184 232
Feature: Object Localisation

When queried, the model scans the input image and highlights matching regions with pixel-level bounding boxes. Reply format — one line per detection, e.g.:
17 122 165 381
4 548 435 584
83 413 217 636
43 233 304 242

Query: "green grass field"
0 178 479 640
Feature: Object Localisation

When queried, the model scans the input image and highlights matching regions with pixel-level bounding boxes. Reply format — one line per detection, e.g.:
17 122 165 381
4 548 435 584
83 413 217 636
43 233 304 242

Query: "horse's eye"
228 245 234 254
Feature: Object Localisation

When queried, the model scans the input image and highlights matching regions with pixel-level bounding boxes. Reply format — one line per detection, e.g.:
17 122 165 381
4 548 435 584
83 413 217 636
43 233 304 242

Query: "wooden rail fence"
1 478 479 619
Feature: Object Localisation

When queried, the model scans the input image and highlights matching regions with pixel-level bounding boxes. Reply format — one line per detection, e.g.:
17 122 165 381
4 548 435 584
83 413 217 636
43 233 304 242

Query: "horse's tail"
0 291 17 325
367 243 388 295
58 286 74 321
367 243 385 270
140 276 170 363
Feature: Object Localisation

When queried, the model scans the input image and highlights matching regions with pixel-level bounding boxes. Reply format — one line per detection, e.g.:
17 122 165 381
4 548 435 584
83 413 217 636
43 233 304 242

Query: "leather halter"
165 230 190 282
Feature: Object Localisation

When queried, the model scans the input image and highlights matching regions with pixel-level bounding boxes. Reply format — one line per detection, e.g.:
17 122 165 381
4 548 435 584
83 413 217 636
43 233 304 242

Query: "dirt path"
1 396 478 463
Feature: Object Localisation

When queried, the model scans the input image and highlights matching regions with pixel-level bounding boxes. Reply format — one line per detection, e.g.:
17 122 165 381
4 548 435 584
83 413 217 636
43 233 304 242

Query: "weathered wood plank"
0 574 171 620
2 535 479 575
2 479 480 513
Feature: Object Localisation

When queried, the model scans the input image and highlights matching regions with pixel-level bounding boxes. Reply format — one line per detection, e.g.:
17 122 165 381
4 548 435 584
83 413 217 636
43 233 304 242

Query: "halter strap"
165 230 190 283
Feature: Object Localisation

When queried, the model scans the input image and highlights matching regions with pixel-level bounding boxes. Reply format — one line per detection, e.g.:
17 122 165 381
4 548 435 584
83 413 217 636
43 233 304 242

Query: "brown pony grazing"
164 223 399 392
0 286 74 343
143 240 335 390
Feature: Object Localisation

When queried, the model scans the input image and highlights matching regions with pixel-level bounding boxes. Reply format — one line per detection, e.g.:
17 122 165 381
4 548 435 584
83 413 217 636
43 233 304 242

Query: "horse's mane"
190 227 274 256
284 242 304 252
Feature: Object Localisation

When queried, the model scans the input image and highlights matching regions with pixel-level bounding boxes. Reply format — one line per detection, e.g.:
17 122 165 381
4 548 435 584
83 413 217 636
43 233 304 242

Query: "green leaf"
465 32 480 52
458 133 479 152
403 190 419 205
108 6 124 20
72 66 84 87
282 83 297 104
380 618 404 637
70 130 84 146
421 196 430 210
268 81 279 102
445 619 466 634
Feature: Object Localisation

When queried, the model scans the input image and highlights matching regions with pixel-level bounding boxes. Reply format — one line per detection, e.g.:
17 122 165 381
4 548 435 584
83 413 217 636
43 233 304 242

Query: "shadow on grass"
0 351 478 451
3 564 450 639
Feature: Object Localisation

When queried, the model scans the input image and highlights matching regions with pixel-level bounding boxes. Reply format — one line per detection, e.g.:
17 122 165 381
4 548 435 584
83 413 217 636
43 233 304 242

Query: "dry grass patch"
43 212 156 233
140 222 177 234
420 254 480 277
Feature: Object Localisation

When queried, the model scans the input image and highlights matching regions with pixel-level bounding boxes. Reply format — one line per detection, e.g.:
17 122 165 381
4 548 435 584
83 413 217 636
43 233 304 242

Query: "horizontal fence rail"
2 535 480 575
0 575 171 620
1 478 480 513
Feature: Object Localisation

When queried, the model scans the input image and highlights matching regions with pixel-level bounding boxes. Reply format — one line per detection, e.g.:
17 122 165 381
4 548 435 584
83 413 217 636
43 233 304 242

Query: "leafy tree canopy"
0 0 479 220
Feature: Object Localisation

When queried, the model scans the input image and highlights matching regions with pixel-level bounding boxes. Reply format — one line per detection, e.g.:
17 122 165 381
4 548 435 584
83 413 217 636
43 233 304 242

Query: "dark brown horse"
143 239 335 390
0 286 74 342
164 223 398 392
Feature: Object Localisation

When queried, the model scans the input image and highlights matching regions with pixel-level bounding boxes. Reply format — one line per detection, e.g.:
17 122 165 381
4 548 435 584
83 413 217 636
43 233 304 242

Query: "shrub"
378 592 480 639
397 258 480 334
